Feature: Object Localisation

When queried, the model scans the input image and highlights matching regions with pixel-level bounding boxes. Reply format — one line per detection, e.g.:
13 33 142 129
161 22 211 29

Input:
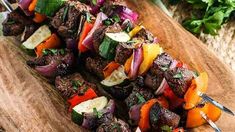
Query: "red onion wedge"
18 0 32 10
82 12 108 50
129 103 143 125
154 78 168 95
90 0 105 15
35 60 59 78
116 5 138 23
128 46 143 79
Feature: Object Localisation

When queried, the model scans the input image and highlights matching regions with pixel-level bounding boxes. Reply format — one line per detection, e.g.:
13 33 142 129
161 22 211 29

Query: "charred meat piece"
114 44 132 65
2 8 33 36
21 25 38 42
51 2 91 39
27 49 75 78
134 28 154 43
144 73 164 91
144 53 174 90
104 83 133 100
150 103 180 131
164 67 194 97
92 26 107 53
125 85 154 109
92 23 122 53
96 119 131 132
51 4 81 38
150 53 174 75
2 22 24 36
55 73 96 99
85 57 109 79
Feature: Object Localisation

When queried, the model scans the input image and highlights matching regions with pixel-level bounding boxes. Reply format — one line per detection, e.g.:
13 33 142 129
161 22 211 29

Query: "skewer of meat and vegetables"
1 0 234 131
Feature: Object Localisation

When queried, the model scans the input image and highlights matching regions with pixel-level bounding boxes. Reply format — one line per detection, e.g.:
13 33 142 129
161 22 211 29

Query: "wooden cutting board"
0 0 235 132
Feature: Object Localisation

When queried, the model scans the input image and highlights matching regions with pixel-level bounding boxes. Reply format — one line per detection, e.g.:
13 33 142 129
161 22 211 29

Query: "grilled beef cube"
105 83 133 100
92 23 122 53
165 67 194 97
125 86 154 109
27 49 75 78
85 57 109 79
2 8 33 36
114 44 132 64
144 73 164 91
51 4 80 38
55 73 96 99
51 2 90 39
144 53 174 90
21 25 38 42
150 103 180 131
96 120 131 132
134 28 154 43
93 26 107 53
150 53 174 75
2 22 24 36
7 8 33 25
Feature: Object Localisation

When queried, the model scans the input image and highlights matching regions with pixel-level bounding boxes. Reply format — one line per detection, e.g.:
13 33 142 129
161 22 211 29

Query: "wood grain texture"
0 0 234 131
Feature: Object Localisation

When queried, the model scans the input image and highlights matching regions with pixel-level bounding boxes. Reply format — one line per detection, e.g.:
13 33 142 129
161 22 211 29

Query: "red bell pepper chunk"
67 88 97 112
78 21 94 53
163 85 184 110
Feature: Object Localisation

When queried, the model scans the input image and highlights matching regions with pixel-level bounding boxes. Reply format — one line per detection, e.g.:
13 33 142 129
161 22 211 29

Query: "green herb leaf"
173 72 183 79
35 0 65 17
86 12 92 23
91 0 97 5
99 37 118 60
111 123 122 132
62 5 69 22
112 15 121 23
136 93 146 104
93 108 103 118
161 125 173 132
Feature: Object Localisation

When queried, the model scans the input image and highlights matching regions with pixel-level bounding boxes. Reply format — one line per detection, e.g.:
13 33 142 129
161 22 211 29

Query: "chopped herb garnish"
111 123 121 132
161 125 173 132
91 0 97 5
112 14 121 23
72 80 83 88
62 5 69 22
173 72 183 79
160 66 168 71
103 19 112 26
42 49 65 56
136 93 146 104
6 20 16 25
193 71 199 78
93 108 103 118
86 12 92 23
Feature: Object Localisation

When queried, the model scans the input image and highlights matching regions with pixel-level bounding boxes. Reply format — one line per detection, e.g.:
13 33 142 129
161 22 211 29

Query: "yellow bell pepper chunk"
138 44 162 75
128 25 143 38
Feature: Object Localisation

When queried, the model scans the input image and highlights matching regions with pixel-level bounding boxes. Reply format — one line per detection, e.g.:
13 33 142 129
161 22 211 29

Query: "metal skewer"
199 92 234 116
1 0 13 12
200 111 221 132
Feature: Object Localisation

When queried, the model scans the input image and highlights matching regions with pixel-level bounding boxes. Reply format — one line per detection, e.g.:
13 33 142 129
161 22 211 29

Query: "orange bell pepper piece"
103 61 120 78
28 0 37 12
78 21 94 53
35 34 61 57
139 99 158 131
124 55 133 74
33 13 47 23
184 72 208 110
173 127 184 132
138 44 161 75
186 102 221 128
163 86 184 110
